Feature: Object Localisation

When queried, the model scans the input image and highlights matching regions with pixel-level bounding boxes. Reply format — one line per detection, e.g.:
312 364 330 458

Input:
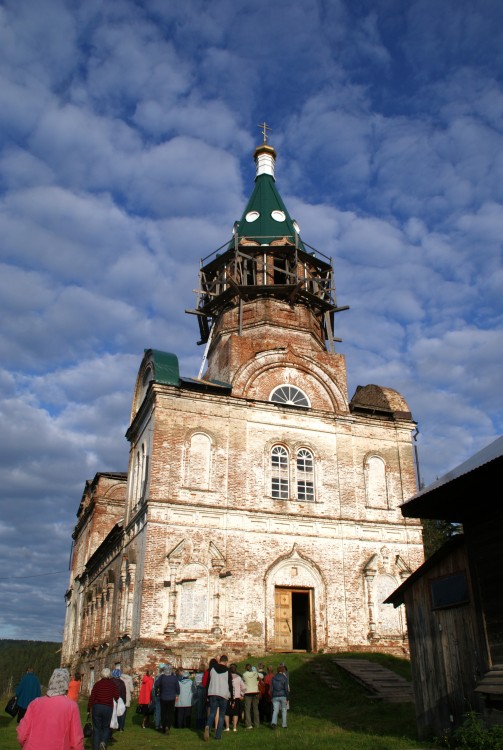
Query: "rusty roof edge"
403 435 503 507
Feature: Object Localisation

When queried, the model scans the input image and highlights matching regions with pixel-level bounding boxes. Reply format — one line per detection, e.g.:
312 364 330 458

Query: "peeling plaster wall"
63 294 423 677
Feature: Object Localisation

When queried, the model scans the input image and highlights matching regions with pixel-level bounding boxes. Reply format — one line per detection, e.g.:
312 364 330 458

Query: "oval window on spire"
245 211 260 222
270 385 310 408
271 210 286 222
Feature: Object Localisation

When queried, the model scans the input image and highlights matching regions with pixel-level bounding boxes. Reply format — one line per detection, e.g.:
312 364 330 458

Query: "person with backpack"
203 655 233 741
270 665 289 730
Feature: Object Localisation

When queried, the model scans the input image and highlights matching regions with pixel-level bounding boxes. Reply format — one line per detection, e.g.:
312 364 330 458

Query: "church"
61 133 424 682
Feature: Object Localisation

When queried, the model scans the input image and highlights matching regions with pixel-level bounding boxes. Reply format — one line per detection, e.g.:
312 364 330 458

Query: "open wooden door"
274 587 312 651
274 588 293 650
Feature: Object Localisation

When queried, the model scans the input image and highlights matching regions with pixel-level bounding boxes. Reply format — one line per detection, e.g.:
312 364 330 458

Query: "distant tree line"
0 640 62 696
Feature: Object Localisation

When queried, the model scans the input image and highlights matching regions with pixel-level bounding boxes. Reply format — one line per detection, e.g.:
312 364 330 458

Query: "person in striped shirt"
87 668 120 750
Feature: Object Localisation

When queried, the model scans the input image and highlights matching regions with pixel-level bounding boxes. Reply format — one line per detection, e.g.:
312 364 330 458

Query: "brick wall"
63 297 423 675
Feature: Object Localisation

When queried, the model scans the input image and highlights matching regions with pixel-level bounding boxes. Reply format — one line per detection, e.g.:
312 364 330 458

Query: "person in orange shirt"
67 673 81 702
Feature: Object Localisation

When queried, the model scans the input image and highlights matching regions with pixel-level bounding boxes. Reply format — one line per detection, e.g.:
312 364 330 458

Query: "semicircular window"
270 385 310 408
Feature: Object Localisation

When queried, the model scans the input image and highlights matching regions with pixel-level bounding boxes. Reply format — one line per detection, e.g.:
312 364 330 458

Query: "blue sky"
1 0 502 641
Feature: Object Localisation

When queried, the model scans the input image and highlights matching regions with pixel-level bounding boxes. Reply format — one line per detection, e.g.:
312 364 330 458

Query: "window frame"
269 384 310 408
271 445 290 499
430 571 470 610
296 447 315 502
269 444 316 502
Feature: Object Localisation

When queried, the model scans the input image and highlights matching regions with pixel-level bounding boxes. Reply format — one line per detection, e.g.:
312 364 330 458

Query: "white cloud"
1 0 503 642
0 0 77 86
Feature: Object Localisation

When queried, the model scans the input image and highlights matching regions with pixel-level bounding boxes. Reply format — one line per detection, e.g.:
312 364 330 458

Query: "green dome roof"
144 349 180 386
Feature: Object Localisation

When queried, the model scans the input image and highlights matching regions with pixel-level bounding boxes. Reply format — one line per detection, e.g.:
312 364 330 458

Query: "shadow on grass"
0 653 422 750
0 715 15 729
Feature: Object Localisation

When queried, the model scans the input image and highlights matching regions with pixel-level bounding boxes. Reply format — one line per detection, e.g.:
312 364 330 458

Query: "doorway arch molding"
264 544 327 651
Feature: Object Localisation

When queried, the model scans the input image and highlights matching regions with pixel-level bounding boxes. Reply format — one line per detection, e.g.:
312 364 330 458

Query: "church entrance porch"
274 587 312 651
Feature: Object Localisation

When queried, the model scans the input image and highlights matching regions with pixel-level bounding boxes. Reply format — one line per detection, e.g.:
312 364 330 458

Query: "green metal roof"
145 349 180 386
234 173 303 249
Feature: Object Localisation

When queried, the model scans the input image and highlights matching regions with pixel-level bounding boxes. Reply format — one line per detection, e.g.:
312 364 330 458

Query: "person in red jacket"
87 668 120 750
138 670 154 729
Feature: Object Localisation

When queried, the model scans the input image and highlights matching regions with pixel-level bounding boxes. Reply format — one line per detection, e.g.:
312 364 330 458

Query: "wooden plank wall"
465 515 503 665
404 541 487 739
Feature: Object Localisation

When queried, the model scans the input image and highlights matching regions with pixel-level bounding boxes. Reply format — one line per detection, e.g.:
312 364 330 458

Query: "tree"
421 518 460 559
0 640 61 695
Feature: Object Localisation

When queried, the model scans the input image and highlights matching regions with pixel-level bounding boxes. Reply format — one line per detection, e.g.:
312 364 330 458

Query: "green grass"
1 653 432 749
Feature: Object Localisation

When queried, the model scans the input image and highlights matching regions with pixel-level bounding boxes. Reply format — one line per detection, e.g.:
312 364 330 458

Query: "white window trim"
269 384 310 408
271 445 290 499
269 444 316 502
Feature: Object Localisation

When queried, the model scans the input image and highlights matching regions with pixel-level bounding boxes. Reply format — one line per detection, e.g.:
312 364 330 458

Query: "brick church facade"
61 137 423 683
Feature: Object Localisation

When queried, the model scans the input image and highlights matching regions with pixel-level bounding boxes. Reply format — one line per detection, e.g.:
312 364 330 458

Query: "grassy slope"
0 652 431 749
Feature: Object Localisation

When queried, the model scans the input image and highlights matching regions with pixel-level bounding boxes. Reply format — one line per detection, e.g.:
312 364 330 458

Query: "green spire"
233 143 303 248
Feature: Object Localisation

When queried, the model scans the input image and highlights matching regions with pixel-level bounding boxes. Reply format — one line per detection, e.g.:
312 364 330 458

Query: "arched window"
270 385 310 408
271 445 289 499
187 433 211 490
297 448 315 501
364 455 389 508
130 442 148 508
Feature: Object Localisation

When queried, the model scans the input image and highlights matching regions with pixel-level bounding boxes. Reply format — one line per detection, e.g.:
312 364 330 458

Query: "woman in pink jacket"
17 668 84 750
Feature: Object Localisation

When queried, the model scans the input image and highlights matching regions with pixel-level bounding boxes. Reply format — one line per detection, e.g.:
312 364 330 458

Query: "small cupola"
253 143 277 179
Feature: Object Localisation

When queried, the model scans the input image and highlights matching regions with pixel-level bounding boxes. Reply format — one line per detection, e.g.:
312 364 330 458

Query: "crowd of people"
10 657 290 748
137 656 290 739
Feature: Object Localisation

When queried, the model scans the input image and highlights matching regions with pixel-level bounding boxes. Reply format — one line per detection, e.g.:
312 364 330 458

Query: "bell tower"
188 135 349 386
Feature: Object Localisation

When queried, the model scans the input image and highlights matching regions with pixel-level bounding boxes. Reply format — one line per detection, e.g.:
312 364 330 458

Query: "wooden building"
387 435 503 739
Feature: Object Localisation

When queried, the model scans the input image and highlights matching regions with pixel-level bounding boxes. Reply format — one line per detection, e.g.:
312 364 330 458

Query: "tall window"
178 564 209 629
187 433 211 490
271 445 289 499
364 455 388 508
297 448 315 501
131 442 148 507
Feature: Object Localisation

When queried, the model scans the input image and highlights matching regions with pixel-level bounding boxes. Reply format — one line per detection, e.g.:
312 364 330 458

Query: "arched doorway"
265 545 326 652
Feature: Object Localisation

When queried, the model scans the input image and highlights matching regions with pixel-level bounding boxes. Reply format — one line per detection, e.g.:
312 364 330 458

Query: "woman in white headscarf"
17 668 84 750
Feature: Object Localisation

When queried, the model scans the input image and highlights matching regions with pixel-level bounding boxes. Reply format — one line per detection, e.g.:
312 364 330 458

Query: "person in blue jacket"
157 664 180 734
270 665 290 730
15 667 41 723
175 670 194 728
